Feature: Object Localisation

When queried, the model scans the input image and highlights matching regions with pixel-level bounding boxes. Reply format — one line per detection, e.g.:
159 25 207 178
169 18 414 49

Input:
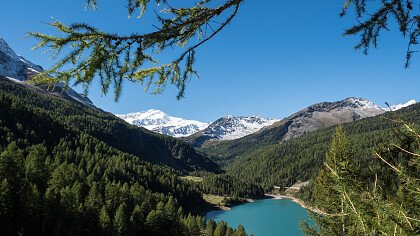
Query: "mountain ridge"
0 37 94 107
116 97 416 147
117 110 280 142
184 115 280 146
198 97 417 164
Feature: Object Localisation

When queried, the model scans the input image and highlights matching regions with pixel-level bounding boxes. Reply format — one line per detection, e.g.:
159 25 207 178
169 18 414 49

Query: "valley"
0 35 419 236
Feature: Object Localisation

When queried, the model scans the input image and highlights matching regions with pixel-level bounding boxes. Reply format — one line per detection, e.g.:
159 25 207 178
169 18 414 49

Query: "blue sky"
1 0 419 122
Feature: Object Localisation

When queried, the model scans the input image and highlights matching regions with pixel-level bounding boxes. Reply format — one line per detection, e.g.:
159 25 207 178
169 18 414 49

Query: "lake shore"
203 195 256 212
264 194 325 215
205 193 325 215
205 196 314 236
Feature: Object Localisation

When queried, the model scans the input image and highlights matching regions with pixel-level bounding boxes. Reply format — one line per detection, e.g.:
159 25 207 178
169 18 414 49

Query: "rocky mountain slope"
116 109 209 137
184 115 280 146
200 97 417 162
279 97 385 140
0 37 93 107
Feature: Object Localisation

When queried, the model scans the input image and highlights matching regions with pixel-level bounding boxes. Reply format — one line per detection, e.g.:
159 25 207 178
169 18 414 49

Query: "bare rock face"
281 97 385 140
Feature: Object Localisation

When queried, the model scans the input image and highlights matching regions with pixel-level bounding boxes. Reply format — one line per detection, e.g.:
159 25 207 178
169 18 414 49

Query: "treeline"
0 78 245 235
201 174 265 199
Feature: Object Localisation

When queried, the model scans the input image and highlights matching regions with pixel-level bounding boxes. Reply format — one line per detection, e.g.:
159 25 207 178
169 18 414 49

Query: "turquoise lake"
206 199 313 236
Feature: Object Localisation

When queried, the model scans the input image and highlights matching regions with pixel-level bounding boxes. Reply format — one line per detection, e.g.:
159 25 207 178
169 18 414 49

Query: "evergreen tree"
302 126 360 235
25 144 49 193
206 219 216 236
303 123 420 235
234 225 247 236
226 227 234 236
0 179 14 235
130 204 144 234
214 221 228 236
0 142 26 234
114 203 129 235
99 206 111 233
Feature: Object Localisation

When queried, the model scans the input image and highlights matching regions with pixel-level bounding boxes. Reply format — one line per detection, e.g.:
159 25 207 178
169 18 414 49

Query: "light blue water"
206 199 313 236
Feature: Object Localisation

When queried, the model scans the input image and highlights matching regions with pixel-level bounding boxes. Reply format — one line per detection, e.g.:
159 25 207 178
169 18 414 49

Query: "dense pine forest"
0 77 249 235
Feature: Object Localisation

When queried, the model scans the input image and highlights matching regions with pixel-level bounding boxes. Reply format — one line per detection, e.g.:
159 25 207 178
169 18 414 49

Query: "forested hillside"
0 77 220 173
224 103 420 194
0 77 249 235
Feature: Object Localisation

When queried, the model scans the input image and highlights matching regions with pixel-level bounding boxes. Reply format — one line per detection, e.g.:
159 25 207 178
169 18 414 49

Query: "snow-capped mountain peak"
203 115 280 140
183 115 281 146
384 100 417 111
0 37 94 107
0 37 43 81
344 97 383 110
116 110 209 137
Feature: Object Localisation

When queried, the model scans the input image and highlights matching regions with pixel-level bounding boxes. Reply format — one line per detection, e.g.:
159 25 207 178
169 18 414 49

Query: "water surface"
206 198 313 236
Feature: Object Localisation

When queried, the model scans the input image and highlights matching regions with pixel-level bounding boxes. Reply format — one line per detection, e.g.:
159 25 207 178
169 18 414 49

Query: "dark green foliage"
201 174 265 199
0 77 244 235
214 221 228 236
302 126 360 235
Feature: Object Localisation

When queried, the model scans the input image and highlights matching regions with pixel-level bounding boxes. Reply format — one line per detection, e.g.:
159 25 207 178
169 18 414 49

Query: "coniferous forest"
1 67 420 235
0 77 249 235
1 1 420 235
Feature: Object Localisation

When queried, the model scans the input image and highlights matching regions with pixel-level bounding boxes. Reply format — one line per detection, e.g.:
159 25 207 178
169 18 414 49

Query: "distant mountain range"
1 37 416 146
117 98 416 146
198 97 419 168
116 110 278 140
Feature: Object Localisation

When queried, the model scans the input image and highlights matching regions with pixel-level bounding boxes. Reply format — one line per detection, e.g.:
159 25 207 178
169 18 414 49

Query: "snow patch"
6 76 23 83
27 67 40 73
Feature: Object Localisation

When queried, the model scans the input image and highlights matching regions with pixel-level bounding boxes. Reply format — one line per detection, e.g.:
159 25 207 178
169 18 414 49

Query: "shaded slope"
0 76 220 173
